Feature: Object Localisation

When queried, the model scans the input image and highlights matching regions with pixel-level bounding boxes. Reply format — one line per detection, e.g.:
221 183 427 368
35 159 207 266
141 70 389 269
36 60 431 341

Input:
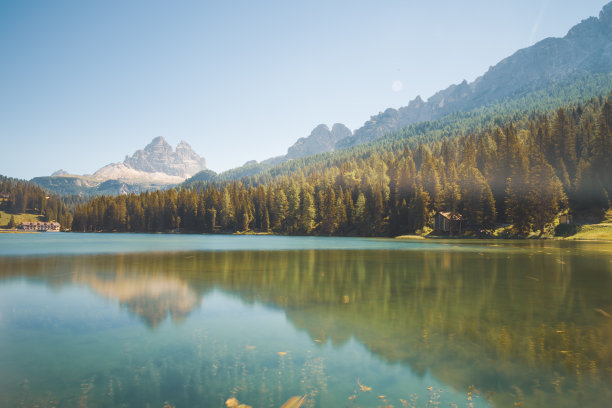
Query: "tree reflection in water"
1 243 611 407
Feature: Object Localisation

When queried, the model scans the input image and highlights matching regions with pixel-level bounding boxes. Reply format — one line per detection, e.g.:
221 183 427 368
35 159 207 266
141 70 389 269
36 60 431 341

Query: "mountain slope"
207 1 612 181
339 2 612 147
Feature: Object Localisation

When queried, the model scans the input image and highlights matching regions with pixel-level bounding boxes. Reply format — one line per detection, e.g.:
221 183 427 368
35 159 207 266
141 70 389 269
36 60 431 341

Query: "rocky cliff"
286 123 352 159
123 136 206 178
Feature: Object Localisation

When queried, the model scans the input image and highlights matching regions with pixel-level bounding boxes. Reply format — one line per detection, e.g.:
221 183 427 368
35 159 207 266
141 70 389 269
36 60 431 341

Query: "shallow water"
0 234 611 407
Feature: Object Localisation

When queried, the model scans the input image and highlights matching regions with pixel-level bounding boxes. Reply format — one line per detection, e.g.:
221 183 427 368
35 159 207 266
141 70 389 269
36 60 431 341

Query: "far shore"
2 224 611 241
0 229 40 234
395 222 612 242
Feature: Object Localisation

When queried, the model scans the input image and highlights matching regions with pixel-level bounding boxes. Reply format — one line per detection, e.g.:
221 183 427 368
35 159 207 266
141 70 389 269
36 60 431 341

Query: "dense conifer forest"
69 94 612 236
0 176 73 228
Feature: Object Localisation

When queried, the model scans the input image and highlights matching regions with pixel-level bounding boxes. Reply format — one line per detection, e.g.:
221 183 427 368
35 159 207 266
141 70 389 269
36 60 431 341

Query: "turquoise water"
0 232 514 256
1 234 611 407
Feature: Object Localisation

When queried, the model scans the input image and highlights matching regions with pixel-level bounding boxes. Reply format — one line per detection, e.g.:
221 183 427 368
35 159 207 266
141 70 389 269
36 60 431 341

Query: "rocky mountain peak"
600 2 612 24
286 123 353 159
51 169 69 176
143 136 172 154
331 123 352 140
123 137 206 178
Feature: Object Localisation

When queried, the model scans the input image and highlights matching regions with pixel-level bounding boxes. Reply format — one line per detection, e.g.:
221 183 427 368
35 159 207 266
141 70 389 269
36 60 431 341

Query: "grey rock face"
123 136 207 178
338 1 612 148
286 123 353 159
51 169 69 176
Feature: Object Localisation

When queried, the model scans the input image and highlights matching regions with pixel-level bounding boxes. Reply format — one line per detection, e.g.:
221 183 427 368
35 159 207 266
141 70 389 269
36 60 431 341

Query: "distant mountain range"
32 2 612 195
205 1 612 180
338 1 612 148
31 137 206 195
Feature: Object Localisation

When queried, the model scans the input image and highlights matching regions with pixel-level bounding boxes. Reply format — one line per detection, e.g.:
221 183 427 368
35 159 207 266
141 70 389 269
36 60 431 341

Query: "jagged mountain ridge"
338 2 612 147
32 137 207 196
286 123 352 159
123 136 206 178
204 123 354 182
217 1 612 178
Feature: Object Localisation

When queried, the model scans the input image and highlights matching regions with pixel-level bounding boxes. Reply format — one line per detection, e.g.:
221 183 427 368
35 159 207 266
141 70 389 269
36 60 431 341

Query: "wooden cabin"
434 211 464 233
559 213 573 225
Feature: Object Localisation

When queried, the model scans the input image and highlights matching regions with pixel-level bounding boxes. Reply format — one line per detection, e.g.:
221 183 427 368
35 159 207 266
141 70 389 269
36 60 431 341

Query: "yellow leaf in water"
378 395 386 399
343 295 350 304
226 397 239 408
280 395 307 408
357 379 371 392
237 405 252 408
277 351 288 356
246 345 256 350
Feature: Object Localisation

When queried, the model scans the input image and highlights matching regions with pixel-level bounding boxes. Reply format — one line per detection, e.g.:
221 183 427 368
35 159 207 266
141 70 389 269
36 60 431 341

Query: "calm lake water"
0 234 611 408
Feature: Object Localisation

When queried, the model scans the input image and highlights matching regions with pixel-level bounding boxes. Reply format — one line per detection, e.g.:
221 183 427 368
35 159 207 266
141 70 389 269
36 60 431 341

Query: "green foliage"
554 223 579 237
0 175 72 229
7 215 16 229
71 87 612 236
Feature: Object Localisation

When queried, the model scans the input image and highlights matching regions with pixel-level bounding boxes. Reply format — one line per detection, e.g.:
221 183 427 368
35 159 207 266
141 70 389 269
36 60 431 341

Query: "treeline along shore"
1 94 611 238
65 95 612 237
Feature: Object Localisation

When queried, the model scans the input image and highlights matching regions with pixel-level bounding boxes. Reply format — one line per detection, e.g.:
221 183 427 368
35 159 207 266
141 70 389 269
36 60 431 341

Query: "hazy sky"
1 0 609 179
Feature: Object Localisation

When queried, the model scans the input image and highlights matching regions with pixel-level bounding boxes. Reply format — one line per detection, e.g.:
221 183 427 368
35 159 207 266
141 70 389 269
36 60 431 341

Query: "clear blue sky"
0 0 609 179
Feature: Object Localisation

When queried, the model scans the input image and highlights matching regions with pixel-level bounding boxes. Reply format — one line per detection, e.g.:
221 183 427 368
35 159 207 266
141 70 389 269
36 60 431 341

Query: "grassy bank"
564 223 612 241
0 210 43 228
396 220 612 241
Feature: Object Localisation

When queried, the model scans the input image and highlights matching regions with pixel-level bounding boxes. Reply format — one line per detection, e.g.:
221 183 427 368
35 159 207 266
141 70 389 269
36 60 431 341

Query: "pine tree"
320 185 337 235
505 146 532 235
219 188 234 230
411 187 431 233
530 157 567 235
7 215 16 229
298 190 316 234
273 189 288 231
354 193 366 235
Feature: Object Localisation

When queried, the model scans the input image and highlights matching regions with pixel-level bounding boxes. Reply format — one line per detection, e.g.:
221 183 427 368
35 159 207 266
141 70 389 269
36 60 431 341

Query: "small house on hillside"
19 221 61 231
434 211 464 233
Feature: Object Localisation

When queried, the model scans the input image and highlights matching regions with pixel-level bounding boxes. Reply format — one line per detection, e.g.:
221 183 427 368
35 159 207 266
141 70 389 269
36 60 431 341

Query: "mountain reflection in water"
1 244 611 407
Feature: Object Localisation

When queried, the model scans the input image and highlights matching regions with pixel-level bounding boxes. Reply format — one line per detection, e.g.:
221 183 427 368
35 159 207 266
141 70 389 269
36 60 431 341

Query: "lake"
0 234 611 407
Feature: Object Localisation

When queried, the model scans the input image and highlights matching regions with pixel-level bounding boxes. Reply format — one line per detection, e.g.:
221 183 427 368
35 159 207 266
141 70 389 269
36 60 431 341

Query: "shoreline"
0 229 40 234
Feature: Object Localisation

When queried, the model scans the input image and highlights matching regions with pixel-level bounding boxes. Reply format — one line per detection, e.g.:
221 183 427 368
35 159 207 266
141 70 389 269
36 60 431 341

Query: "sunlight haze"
0 0 607 179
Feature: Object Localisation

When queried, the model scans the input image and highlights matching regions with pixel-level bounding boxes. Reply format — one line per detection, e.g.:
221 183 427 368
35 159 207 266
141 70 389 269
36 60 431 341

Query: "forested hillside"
0 176 72 229
70 94 612 236
209 72 612 182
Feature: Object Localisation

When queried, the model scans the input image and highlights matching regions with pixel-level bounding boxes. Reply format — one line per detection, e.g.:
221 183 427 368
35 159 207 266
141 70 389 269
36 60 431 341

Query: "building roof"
437 211 463 221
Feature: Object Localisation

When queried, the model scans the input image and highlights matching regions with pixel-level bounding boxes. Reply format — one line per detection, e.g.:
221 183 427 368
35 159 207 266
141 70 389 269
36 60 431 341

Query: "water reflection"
1 244 611 407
